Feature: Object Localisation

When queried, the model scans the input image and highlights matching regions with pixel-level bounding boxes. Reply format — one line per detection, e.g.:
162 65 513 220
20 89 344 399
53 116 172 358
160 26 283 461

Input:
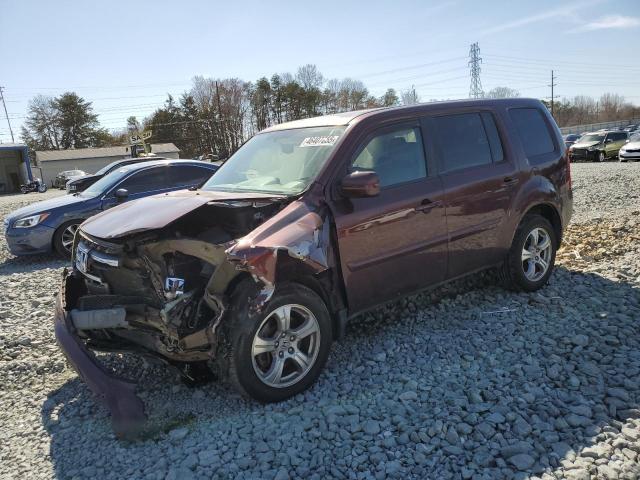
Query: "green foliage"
21 93 121 152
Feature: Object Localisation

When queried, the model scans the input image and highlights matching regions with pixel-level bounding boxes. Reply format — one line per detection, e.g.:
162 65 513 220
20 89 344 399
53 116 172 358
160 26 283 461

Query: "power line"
484 53 640 71
468 43 483 99
0 87 15 143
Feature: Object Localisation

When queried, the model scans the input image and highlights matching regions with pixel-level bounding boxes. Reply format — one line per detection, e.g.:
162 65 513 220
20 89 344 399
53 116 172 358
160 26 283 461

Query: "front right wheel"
221 281 333 402
500 214 557 292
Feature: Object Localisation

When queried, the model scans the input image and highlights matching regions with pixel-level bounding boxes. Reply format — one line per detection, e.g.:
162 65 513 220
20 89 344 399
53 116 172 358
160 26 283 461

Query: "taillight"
565 148 572 190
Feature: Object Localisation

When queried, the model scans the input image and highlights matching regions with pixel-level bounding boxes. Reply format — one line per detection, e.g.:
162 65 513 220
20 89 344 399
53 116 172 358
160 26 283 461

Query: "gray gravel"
1 164 639 480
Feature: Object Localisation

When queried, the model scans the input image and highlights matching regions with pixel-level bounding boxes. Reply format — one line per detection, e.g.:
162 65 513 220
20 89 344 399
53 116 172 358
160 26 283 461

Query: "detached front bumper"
54 269 146 438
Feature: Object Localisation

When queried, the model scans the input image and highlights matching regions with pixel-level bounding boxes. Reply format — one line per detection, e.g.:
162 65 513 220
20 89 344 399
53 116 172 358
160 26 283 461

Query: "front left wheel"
53 220 81 257
221 281 333 402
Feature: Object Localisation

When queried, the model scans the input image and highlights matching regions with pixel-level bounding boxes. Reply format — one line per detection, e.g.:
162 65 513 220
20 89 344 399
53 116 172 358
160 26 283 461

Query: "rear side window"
351 126 427 188
609 132 627 141
431 113 493 174
168 165 213 186
510 108 555 157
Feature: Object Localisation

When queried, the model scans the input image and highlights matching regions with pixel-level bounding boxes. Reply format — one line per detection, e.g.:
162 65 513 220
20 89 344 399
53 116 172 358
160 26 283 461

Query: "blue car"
4 159 217 257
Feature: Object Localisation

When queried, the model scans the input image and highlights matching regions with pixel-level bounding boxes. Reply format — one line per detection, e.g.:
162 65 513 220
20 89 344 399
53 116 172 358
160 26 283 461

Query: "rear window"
510 108 555 158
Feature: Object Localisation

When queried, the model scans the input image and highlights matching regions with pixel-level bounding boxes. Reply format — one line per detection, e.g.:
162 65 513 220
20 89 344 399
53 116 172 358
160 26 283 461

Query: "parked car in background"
54 169 86 189
563 133 581 148
53 98 573 437
66 156 166 193
619 132 640 162
4 160 216 257
569 130 628 162
623 124 638 133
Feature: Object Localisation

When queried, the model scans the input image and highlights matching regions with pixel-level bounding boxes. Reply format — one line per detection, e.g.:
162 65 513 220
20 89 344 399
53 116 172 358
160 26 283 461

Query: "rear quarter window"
509 108 556 159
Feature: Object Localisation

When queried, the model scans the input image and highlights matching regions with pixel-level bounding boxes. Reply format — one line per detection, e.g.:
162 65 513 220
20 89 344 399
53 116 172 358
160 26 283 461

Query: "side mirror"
605 138 613 144
115 188 129 201
341 171 380 198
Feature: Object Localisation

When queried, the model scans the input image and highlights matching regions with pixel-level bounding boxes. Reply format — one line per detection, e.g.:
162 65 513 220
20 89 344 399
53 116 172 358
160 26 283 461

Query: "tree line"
20 64 640 158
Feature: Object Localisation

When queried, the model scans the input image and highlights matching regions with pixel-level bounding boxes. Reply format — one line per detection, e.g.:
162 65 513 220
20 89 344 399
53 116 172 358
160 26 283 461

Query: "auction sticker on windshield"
300 135 340 147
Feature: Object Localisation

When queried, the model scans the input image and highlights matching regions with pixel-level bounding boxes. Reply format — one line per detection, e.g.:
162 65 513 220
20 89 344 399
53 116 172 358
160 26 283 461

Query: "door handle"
415 199 441 212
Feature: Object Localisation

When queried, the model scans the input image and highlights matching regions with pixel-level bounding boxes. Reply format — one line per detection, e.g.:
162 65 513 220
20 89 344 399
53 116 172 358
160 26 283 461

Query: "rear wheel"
221 281 332 402
500 214 557 292
38 183 47 193
53 220 81 257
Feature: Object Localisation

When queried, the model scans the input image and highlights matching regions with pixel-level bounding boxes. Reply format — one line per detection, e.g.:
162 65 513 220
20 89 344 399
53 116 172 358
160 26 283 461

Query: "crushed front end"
53 190 337 437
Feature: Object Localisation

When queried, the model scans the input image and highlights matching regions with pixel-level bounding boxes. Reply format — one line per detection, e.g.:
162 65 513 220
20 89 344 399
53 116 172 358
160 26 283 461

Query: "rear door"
606 132 628 156
332 122 448 313
424 110 517 279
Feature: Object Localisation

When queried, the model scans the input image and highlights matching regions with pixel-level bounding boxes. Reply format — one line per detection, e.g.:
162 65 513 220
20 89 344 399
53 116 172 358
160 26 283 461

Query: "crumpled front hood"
7 193 88 223
572 141 601 149
80 189 286 239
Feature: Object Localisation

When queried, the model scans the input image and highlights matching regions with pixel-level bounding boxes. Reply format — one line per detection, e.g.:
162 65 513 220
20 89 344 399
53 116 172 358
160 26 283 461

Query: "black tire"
499 214 557 292
20 186 28 194
53 220 82 257
38 183 47 193
220 280 332 402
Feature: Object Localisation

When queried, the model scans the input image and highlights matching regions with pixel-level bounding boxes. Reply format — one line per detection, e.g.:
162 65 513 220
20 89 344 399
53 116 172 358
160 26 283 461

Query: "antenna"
468 43 484 99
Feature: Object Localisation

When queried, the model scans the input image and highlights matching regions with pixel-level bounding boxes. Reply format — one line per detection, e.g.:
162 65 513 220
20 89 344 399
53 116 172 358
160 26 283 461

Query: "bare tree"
486 86 520 99
401 86 420 106
296 64 324 90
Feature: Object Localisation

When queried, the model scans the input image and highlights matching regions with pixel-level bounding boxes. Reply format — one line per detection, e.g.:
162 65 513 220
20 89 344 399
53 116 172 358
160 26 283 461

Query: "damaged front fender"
225 200 333 310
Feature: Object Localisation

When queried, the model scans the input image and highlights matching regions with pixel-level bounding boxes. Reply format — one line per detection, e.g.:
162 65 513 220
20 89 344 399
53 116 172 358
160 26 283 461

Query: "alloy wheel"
61 224 79 253
521 227 552 282
251 304 321 388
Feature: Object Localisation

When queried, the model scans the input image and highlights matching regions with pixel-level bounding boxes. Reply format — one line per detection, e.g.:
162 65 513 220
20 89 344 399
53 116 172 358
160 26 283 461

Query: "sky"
1 0 639 143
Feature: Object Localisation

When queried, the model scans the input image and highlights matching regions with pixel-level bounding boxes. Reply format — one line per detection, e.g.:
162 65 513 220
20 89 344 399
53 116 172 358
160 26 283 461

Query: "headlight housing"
13 213 50 228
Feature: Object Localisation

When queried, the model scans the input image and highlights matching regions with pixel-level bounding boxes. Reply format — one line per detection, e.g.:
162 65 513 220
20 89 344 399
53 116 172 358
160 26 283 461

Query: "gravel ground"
1 163 639 480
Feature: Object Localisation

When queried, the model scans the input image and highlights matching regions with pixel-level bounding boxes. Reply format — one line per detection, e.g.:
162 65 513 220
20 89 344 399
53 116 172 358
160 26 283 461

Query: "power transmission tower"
548 70 558 118
468 42 484 99
0 86 15 143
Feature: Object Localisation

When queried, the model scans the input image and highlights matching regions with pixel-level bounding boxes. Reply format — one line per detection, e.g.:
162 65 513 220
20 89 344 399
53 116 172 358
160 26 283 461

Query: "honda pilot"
54 99 572 437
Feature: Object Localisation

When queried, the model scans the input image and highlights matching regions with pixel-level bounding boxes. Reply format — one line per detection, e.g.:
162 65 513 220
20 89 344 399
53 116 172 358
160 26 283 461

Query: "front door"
332 123 448 314
101 166 171 210
425 111 518 278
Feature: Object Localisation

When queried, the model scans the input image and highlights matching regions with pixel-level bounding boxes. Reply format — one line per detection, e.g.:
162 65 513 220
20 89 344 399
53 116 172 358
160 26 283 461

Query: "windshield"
201 126 346 195
95 160 125 176
80 168 131 197
579 134 605 143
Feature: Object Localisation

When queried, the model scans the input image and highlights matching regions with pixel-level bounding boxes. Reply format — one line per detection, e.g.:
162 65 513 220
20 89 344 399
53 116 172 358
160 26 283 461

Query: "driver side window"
117 167 167 195
351 126 427 188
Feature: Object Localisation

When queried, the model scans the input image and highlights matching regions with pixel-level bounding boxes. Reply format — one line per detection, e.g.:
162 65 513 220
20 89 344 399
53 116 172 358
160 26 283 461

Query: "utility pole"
0 86 15 143
468 42 484 99
549 70 558 118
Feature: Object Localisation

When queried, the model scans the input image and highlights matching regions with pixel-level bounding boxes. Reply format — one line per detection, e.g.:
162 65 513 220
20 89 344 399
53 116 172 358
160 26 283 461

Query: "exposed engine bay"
63 192 339 373
67 198 288 363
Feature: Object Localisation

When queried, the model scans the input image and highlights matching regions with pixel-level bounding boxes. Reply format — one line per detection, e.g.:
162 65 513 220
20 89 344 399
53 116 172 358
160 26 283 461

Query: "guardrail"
560 118 640 135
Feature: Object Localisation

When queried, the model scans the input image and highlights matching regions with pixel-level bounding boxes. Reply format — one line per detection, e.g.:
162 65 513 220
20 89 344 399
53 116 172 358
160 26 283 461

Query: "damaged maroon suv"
54 98 572 436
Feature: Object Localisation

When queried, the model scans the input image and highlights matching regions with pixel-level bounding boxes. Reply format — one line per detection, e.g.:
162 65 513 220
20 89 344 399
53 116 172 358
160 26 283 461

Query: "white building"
35 143 180 186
